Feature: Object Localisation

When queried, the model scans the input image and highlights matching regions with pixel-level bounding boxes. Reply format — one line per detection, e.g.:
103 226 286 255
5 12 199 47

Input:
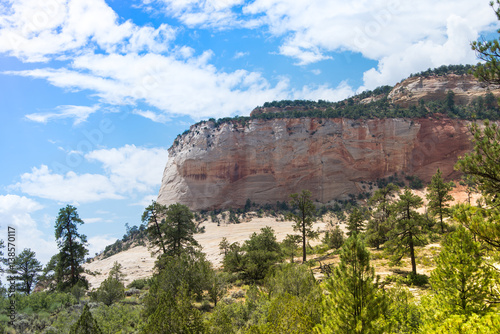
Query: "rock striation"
158 116 473 210
387 74 500 107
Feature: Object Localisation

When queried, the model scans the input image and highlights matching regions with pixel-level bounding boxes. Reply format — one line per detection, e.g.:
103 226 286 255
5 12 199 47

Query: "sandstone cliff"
158 116 473 210
387 74 500 107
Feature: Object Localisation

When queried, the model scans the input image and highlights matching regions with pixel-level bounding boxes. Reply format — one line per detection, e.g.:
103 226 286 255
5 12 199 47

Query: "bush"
127 278 150 290
90 277 125 306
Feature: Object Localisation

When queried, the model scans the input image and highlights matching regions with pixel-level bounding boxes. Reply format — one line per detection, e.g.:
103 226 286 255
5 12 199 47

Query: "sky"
0 0 498 266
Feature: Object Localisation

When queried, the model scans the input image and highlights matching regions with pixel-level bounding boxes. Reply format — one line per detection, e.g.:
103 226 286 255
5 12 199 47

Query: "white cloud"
13 145 168 204
25 104 100 125
0 0 176 62
85 144 169 194
293 81 355 102
360 14 481 90
15 165 124 204
0 195 57 265
132 109 171 123
88 235 118 256
145 0 497 83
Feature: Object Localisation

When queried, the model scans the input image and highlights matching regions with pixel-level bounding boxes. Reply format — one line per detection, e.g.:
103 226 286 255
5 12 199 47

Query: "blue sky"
0 0 498 265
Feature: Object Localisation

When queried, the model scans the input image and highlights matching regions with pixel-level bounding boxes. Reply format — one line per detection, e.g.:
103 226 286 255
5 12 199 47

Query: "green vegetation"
54 205 89 291
287 190 319 262
4 17 500 333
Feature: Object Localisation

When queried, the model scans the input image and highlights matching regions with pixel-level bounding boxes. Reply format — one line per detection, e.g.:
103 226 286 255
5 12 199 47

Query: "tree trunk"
409 233 417 275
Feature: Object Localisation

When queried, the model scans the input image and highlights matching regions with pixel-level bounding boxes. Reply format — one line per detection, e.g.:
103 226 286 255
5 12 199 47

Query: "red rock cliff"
157 117 473 210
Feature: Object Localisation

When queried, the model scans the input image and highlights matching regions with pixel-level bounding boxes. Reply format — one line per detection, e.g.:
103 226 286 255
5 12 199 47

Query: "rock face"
158 116 473 210
388 74 500 107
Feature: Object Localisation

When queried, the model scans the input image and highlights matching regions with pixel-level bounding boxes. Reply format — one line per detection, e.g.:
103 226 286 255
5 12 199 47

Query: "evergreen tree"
281 234 301 263
287 190 319 262
11 248 42 294
426 168 454 233
108 261 125 282
455 120 500 249
90 275 125 306
242 226 282 280
219 237 230 257
430 227 495 315
163 203 200 257
142 288 205 334
323 224 345 250
142 201 168 255
366 183 399 249
386 188 427 275
347 208 365 236
69 304 103 334
455 120 500 202
54 205 89 291
471 1 500 85
315 234 386 333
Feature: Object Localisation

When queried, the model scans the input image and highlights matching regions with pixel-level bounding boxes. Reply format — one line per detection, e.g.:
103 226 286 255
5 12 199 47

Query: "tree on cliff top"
287 190 319 262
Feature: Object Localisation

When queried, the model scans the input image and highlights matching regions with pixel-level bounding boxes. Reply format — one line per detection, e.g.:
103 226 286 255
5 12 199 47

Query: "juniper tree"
69 304 103 334
386 188 427 275
315 234 387 334
426 168 454 233
288 190 319 262
54 205 89 291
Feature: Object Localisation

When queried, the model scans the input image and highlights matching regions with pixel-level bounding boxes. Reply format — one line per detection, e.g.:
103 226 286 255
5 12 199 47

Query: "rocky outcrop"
388 74 500 107
158 116 473 210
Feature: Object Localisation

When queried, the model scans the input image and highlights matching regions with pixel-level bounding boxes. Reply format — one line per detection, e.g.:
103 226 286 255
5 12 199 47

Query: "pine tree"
386 188 427 275
162 203 200 257
366 183 399 249
142 201 168 255
315 234 386 334
426 168 454 233
69 304 103 334
347 208 365 236
11 248 42 294
54 205 89 291
471 1 500 85
288 190 319 262
455 120 500 249
430 227 494 315
281 234 301 263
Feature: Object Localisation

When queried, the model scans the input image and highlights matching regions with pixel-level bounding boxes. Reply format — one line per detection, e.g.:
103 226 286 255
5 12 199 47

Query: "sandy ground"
83 217 327 289
83 186 476 289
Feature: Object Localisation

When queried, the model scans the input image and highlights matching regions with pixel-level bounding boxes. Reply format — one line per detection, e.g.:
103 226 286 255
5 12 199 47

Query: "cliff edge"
158 116 472 210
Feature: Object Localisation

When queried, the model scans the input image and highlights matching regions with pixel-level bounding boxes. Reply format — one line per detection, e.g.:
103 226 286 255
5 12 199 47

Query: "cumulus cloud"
145 0 497 84
25 104 100 125
0 195 57 264
0 0 175 62
13 145 169 204
88 235 118 256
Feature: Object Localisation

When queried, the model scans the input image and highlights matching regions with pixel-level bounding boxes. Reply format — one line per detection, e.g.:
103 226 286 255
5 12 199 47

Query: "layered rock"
387 74 500 107
158 116 473 210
